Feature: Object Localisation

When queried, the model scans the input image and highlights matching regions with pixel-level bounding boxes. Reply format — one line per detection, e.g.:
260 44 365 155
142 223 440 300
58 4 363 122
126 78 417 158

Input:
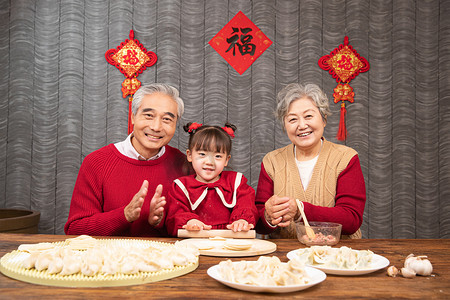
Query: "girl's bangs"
192 131 228 154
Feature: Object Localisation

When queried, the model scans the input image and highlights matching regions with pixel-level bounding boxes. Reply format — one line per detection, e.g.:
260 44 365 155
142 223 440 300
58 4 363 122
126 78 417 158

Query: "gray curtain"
0 0 449 238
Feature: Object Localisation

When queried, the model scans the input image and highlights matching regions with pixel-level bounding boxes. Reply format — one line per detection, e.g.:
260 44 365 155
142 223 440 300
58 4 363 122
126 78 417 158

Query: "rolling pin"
177 229 256 239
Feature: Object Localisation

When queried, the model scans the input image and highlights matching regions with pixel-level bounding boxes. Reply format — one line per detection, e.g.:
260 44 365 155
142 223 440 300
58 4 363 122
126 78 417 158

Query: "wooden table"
0 234 449 299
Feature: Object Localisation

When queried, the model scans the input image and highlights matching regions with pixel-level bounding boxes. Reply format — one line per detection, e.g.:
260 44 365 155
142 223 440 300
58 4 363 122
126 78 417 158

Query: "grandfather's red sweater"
64 144 189 237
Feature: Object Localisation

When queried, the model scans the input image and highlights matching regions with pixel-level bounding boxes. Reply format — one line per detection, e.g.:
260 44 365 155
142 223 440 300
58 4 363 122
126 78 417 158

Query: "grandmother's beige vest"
262 138 362 239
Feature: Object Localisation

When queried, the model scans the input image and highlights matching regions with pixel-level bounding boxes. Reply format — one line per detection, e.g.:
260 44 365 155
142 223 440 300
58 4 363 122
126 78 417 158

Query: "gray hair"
275 83 331 126
132 83 184 120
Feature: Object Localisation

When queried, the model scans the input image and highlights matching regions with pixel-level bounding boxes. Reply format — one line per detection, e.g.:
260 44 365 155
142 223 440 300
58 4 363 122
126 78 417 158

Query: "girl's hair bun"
183 122 203 134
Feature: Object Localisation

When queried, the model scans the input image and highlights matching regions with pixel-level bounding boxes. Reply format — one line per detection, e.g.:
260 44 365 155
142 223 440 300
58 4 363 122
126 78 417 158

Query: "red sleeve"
254 163 278 234
229 175 258 226
164 181 200 237
64 152 131 236
302 155 366 235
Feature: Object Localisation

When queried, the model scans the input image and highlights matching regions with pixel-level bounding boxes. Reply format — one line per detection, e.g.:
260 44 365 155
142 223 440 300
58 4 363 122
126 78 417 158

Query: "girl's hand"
183 219 212 231
227 219 254 232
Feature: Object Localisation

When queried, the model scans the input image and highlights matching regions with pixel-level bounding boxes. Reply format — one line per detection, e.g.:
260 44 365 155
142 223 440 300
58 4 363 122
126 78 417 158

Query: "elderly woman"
255 83 366 239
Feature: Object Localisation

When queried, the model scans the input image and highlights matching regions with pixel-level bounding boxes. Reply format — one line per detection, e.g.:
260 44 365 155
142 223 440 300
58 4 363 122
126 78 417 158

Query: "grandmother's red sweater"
64 144 189 237
255 155 365 236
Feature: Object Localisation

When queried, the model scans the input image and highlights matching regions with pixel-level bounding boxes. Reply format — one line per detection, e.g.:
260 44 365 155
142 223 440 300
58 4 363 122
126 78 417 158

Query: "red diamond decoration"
209 11 272 75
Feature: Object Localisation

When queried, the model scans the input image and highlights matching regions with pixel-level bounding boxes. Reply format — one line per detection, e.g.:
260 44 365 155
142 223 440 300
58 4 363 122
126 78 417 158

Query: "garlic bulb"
401 267 416 278
404 254 433 276
387 265 399 277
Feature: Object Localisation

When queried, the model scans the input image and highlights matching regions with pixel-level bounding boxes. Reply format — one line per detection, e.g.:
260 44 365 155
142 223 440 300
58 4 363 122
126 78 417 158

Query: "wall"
0 0 449 238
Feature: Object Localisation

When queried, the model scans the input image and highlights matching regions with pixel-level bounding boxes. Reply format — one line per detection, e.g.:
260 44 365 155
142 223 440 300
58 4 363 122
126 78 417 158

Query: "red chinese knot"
318 36 369 140
105 30 157 134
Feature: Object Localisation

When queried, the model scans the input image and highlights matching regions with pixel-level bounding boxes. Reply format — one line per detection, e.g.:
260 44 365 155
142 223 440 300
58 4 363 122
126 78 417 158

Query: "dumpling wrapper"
193 240 216 250
223 239 253 251
18 243 55 253
209 236 227 241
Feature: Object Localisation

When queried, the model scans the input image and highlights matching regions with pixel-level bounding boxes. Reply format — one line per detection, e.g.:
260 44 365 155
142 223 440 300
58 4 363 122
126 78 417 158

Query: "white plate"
207 264 326 293
286 250 390 275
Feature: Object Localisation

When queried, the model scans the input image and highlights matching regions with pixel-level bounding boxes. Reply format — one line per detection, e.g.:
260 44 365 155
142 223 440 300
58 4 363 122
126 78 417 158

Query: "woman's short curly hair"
275 83 331 127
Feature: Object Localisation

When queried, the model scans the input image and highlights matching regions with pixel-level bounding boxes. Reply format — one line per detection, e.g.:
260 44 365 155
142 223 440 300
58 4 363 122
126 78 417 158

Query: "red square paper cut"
209 11 272 75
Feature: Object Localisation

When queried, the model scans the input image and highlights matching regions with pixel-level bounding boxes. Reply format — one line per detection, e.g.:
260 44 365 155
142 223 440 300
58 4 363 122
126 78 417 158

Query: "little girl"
165 122 258 236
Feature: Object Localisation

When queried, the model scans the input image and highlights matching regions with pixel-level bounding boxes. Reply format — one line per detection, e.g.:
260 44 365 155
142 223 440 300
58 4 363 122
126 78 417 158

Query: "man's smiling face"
131 92 178 159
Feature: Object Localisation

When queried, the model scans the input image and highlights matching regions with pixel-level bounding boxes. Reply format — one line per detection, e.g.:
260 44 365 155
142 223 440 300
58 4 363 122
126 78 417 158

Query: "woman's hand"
183 219 212 231
264 195 298 227
227 219 254 232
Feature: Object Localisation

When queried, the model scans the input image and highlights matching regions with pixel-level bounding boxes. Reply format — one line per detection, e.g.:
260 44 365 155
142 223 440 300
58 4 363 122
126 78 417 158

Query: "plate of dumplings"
286 245 390 275
207 256 326 293
0 236 199 287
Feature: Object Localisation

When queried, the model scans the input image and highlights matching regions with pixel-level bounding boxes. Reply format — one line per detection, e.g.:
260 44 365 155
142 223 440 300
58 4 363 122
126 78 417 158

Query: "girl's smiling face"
187 149 230 183
284 97 326 157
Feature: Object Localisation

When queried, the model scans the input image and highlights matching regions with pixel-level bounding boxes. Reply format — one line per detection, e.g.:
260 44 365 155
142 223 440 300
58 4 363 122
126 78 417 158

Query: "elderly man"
65 84 190 236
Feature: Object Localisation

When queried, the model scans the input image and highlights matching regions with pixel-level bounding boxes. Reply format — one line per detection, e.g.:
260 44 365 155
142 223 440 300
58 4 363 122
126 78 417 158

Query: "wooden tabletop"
0 234 449 299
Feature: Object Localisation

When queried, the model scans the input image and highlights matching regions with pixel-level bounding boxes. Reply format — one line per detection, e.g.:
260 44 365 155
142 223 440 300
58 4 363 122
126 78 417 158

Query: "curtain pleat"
346 0 370 236
274 0 299 148
250 0 276 188
391 0 416 238
107 0 132 145
0 0 448 237
56 0 84 233
82 0 108 157
322 0 345 143
157 0 182 149
204 1 228 129
227 0 252 175
298 0 322 85
32 0 59 233
7 1 34 211
133 0 158 86
179 0 205 152
439 0 450 239
0 0 10 207
415 0 440 238
368 0 393 238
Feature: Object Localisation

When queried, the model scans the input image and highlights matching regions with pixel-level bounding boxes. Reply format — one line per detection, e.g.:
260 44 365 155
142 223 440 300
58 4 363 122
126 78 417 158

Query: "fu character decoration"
105 30 158 134
318 36 370 140
209 11 272 75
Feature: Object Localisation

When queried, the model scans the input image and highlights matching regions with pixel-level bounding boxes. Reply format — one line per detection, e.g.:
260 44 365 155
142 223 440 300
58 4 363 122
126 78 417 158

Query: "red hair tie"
189 122 203 132
222 126 235 138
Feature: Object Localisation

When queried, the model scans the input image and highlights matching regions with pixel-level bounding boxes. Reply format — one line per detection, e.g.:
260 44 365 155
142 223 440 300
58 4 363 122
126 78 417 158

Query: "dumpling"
34 250 54 271
59 254 81 276
47 256 64 274
120 258 140 274
101 259 120 275
136 261 160 273
80 259 101 276
219 260 235 282
22 251 40 269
